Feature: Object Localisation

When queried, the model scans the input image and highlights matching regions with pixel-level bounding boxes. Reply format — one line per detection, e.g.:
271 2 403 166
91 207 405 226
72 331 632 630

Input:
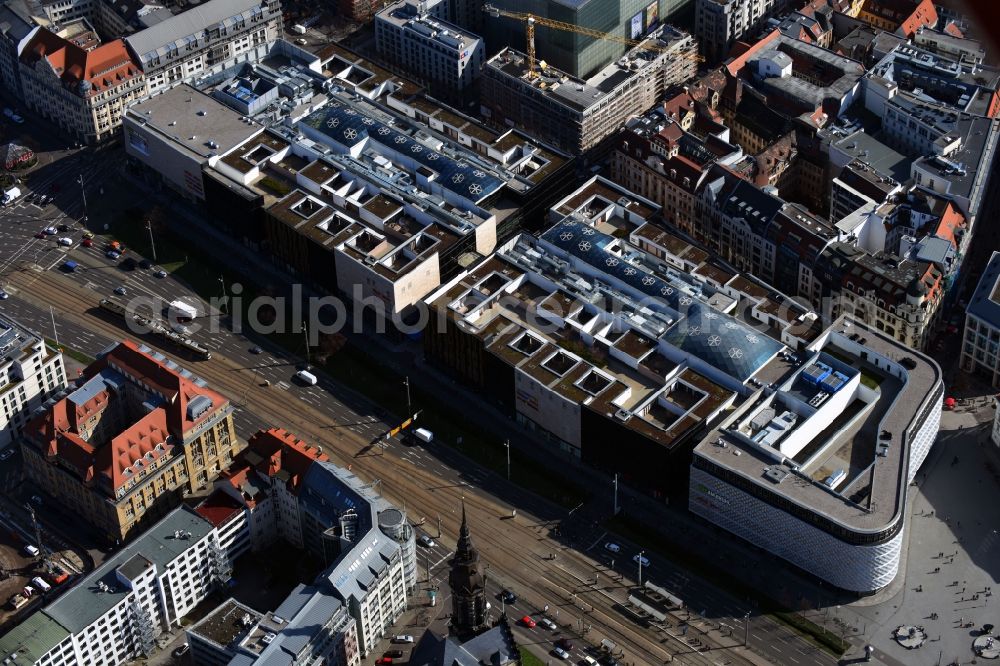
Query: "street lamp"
218 275 227 314
503 440 510 480
146 221 157 261
637 550 644 587
78 173 88 224
743 612 751 646
404 376 412 416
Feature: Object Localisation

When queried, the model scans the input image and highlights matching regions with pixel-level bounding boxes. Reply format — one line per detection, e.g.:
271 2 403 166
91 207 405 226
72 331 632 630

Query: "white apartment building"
124 0 282 95
962 251 1000 387
690 317 942 593
0 507 231 666
695 0 787 63
199 437 415 658
188 593 361 666
375 0 484 93
0 315 66 450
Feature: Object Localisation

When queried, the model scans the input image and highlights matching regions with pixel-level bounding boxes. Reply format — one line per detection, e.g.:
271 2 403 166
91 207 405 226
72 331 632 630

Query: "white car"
604 542 620 553
418 535 435 548
56 237 72 246
23 544 39 557
392 635 414 644
0 289 8 300
552 646 569 659
43 226 57 235
632 553 650 568
540 618 557 631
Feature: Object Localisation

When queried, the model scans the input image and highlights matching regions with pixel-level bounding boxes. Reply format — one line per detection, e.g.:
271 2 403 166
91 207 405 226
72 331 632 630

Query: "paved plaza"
823 401 1000 666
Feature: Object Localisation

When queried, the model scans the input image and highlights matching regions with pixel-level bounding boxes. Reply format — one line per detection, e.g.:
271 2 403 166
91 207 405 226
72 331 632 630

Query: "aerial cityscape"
0 0 997 664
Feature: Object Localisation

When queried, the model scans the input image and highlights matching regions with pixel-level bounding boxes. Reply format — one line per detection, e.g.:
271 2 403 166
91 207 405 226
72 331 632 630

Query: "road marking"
586 531 607 552
430 551 454 569
276 381 290 390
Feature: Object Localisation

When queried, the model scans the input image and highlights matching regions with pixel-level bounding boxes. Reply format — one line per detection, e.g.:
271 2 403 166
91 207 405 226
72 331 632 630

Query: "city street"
0 242 778 665
3 152 996 666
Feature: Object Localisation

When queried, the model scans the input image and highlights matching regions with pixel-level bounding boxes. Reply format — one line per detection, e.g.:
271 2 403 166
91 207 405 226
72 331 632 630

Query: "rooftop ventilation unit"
763 466 789 483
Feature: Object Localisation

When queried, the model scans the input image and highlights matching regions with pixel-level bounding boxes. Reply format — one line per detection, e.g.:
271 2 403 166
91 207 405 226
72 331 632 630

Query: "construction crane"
24 504 53 574
483 4 701 78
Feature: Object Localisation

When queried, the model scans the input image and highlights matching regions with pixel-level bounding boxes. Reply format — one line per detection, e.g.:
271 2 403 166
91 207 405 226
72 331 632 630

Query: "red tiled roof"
943 21 963 38
899 0 938 38
248 428 329 493
930 201 965 248
196 489 244 527
25 340 229 495
726 29 781 77
21 28 141 96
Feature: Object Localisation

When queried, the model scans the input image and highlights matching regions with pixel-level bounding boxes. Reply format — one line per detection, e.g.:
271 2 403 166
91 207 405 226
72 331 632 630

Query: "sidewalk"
125 169 859 661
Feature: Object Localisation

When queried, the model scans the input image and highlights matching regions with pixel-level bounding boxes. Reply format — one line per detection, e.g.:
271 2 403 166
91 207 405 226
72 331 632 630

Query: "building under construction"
481 25 698 154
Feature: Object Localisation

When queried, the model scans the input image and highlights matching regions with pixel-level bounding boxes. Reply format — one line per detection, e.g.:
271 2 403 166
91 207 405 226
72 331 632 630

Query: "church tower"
449 501 489 639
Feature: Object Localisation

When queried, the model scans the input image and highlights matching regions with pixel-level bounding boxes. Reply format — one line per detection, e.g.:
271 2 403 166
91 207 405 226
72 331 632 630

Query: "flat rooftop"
127 84 262 160
188 598 262 650
484 24 694 113
694 316 941 533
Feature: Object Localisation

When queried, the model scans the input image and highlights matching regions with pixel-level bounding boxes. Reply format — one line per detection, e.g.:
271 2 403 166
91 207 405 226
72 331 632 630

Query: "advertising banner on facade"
630 11 643 39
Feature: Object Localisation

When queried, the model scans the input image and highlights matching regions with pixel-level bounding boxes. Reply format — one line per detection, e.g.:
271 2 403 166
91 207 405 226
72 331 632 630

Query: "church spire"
449 498 488 639
456 498 475 559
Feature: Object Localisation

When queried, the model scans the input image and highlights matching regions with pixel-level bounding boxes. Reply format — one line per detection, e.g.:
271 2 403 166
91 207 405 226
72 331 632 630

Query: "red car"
377 659 393 665
34 232 46 239
81 238 93 247
520 615 536 628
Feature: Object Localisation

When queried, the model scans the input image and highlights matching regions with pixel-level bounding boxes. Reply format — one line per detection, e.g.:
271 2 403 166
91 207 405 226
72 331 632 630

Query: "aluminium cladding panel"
688 466 903 593
906 397 940 482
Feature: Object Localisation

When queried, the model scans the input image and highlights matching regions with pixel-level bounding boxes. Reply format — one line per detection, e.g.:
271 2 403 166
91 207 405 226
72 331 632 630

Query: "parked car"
81 231 94 239
376 659 393 665
520 616 536 628
0 449 14 461
172 643 190 657
3 108 24 123
42 226 57 235
604 542 621 553
34 232 46 239
81 238 93 248
23 544 39 557
384 650 404 659
56 237 72 246
392 635 414 644
418 535 435 548
555 638 574 651
57 224 69 232
0 290 8 300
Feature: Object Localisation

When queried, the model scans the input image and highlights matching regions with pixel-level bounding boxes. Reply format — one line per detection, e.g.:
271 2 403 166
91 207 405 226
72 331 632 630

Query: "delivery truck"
2 186 21 206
